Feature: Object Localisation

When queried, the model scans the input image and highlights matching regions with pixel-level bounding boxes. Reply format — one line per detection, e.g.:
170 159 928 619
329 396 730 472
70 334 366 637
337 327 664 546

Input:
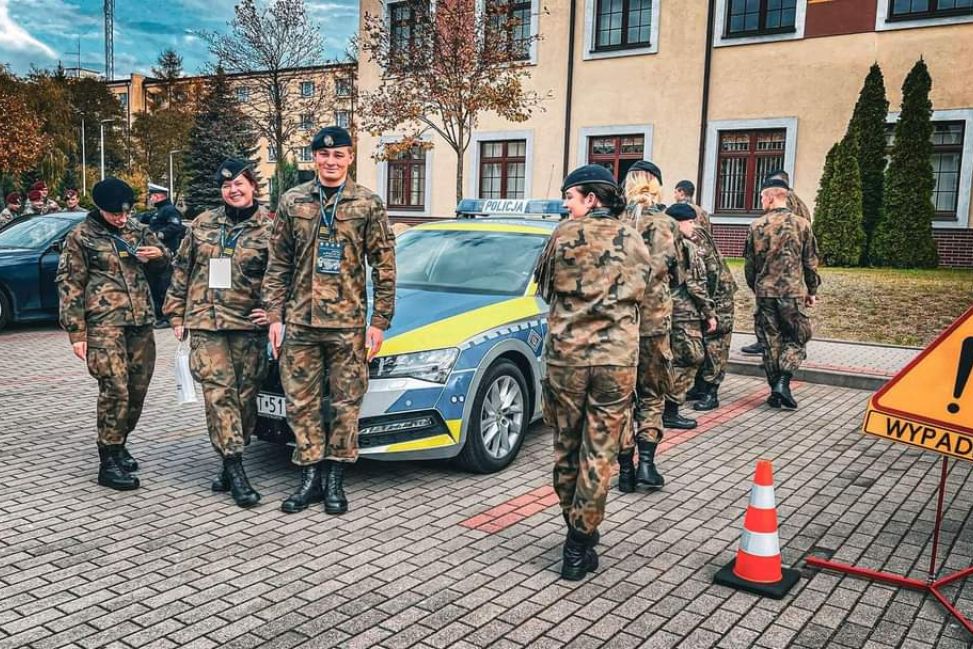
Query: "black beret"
761 177 790 191
215 159 251 186
92 177 135 213
561 164 618 193
674 179 695 195
665 203 697 222
628 160 663 184
311 126 353 150
766 168 788 179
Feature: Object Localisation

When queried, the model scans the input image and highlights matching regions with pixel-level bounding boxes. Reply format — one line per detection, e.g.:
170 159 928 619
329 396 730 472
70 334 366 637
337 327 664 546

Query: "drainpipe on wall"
562 0 578 181
696 0 716 204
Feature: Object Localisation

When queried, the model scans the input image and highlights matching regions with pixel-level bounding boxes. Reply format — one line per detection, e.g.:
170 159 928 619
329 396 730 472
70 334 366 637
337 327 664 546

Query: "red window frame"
387 147 426 211
714 129 787 215
587 134 645 182
479 140 527 199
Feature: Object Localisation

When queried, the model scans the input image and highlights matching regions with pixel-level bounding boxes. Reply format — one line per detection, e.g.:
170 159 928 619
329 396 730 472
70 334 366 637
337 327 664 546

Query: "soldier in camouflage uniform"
23 190 46 216
684 212 737 411
56 177 170 490
618 161 675 493
32 181 62 213
665 203 717 429
673 180 712 233
744 178 821 409
0 192 22 228
535 164 649 581
263 126 396 515
164 160 271 508
64 189 81 212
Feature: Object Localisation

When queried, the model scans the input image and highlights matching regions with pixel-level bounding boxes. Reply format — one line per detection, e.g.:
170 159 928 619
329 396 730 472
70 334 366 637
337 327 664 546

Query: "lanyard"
220 225 246 257
317 183 345 241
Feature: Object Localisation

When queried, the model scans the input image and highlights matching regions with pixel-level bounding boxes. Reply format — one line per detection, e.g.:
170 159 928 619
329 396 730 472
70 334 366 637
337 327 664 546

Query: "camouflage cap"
92 177 135 213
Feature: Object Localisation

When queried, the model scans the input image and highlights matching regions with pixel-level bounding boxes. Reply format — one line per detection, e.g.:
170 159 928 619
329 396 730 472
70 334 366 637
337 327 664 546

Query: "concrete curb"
727 359 890 392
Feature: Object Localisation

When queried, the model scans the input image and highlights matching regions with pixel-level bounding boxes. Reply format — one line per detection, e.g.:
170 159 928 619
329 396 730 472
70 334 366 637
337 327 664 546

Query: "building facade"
356 0 973 266
106 63 356 197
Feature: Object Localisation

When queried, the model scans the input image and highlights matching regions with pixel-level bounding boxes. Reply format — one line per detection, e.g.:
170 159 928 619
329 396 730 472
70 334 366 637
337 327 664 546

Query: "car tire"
0 290 10 331
456 359 530 474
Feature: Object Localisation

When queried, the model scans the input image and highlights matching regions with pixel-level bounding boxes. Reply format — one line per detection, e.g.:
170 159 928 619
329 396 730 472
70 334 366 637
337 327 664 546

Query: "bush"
814 138 865 266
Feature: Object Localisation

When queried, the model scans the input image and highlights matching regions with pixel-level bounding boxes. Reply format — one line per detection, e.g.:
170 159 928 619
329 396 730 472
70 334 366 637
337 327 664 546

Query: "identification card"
209 257 232 288
316 241 343 275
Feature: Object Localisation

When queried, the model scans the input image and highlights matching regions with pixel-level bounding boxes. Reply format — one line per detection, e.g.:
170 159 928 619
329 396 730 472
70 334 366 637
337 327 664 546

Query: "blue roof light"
455 198 566 218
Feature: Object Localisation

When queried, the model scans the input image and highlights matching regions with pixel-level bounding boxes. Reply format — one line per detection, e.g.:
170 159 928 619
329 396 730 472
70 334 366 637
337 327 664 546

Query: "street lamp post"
99 118 116 181
79 116 87 196
168 149 184 198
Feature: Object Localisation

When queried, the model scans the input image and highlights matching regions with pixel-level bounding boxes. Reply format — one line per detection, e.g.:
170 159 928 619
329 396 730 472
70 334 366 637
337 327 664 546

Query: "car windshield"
395 228 547 295
0 217 73 249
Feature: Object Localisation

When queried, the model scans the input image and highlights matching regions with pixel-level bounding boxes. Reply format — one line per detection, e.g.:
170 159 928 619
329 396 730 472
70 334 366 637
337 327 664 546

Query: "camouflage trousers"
85 325 156 446
754 297 812 382
621 334 672 453
280 325 367 465
699 330 733 386
189 330 269 457
543 364 635 535
668 321 704 404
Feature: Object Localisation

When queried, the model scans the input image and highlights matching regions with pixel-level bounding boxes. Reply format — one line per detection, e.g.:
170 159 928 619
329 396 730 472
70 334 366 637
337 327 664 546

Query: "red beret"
31 181 47 191
28 190 43 201
5 192 21 204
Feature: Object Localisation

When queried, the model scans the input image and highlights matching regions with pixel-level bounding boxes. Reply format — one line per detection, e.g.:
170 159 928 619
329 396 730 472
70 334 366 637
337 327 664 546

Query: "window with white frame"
715 129 787 213
267 145 278 163
118 92 129 109
479 140 527 199
299 146 313 162
236 87 251 103
300 114 314 131
485 0 533 61
387 146 427 210
885 120 966 218
594 0 653 50
300 81 315 97
587 134 645 181
725 0 797 37
887 0 972 21
335 110 351 129
336 78 352 97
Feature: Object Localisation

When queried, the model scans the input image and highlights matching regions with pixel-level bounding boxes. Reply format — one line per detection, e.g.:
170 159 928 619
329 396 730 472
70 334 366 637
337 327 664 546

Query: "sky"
0 0 358 78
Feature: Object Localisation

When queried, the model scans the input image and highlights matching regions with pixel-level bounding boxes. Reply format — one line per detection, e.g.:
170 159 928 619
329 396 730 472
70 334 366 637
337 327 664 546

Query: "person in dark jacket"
144 183 185 327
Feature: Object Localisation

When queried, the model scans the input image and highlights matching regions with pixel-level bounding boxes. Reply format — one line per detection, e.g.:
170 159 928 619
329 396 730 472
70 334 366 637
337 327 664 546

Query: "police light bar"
455 198 566 218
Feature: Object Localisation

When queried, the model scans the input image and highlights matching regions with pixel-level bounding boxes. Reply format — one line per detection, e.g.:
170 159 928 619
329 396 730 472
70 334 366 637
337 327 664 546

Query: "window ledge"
713 0 807 46
876 9 973 30
584 43 658 60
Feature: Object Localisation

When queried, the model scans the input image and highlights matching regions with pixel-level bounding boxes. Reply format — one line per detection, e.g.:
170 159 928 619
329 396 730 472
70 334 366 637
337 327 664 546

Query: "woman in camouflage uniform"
164 160 272 508
535 164 650 581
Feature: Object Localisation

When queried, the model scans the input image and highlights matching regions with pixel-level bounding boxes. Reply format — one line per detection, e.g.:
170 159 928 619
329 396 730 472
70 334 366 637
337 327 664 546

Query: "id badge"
316 241 343 275
209 257 232 288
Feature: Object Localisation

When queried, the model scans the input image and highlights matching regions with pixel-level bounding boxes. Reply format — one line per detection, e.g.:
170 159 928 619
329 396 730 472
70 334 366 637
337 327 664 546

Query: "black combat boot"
766 373 781 408
617 452 636 493
98 445 140 491
741 341 765 355
663 400 697 430
561 527 599 581
211 468 230 492
118 445 139 472
772 373 798 410
280 463 323 513
635 439 665 490
685 378 707 401
323 461 348 515
693 383 720 411
224 455 261 508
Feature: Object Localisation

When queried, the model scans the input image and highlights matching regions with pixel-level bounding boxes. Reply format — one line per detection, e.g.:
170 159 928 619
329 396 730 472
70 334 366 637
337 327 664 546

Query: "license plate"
257 393 287 419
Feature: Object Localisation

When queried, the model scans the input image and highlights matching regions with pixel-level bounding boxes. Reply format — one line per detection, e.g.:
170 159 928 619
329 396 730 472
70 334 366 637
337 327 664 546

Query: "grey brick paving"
3 323 973 649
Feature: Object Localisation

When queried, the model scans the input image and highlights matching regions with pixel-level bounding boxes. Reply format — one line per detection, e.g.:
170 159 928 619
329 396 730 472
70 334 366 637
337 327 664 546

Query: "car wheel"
456 359 530 474
0 291 10 331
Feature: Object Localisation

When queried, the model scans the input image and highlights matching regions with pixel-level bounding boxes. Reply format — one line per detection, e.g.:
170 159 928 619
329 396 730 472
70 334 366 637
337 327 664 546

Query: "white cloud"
0 0 57 58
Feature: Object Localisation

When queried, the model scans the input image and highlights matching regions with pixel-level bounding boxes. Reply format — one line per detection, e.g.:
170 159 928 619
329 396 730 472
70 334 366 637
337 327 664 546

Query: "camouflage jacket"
672 234 715 323
163 205 272 331
688 224 736 333
744 207 821 298
686 201 712 233
262 178 396 331
56 210 171 343
535 209 649 367
788 191 811 221
621 203 678 337
0 208 16 228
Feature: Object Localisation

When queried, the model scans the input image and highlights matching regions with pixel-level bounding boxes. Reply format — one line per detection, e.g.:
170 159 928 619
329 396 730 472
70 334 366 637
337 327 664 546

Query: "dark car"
0 212 85 330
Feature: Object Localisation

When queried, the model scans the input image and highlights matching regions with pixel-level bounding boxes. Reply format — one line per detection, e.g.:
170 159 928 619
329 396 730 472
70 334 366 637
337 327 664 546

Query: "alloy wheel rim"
479 375 524 460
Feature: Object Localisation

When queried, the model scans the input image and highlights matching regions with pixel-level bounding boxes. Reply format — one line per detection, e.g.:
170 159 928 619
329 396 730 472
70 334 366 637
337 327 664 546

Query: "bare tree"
203 0 332 190
359 0 546 203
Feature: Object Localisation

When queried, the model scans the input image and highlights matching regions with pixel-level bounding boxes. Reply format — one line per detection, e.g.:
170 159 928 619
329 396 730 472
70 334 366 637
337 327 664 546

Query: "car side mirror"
48 240 63 254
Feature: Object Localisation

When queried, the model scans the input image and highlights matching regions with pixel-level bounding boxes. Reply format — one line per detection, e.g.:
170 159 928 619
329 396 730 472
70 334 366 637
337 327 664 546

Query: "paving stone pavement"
2 323 973 649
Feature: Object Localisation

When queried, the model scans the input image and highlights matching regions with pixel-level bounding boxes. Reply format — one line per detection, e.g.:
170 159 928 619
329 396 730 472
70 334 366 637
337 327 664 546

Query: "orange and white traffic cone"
714 459 800 599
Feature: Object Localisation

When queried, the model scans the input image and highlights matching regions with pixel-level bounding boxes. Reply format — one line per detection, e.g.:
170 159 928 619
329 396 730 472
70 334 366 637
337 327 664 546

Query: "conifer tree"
872 59 939 268
846 64 889 264
183 67 259 215
814 138 865 266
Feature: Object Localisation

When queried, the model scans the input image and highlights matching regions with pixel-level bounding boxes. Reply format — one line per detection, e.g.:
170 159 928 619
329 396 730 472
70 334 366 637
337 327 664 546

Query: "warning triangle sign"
863 306 973 461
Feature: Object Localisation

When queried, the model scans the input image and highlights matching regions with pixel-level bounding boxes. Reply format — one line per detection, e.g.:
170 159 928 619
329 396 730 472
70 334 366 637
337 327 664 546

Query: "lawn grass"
726 259 973 347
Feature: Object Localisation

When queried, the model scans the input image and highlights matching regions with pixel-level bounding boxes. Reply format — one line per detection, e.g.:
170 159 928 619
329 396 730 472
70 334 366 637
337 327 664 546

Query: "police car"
254 198 565 473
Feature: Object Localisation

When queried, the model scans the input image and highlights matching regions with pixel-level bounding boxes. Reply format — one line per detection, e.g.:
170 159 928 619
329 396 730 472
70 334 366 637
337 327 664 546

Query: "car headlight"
369 348 459 383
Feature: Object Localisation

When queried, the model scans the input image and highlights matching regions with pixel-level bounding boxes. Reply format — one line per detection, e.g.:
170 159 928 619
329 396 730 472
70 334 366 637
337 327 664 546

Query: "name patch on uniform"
209 257 232 288
316 241 343 275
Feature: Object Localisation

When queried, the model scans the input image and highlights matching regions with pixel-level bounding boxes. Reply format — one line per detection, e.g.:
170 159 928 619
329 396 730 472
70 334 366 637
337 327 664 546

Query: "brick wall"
714 223 973 268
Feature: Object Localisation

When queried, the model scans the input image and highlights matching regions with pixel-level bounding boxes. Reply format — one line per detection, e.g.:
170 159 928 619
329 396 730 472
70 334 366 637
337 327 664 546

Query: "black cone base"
713 559 800 599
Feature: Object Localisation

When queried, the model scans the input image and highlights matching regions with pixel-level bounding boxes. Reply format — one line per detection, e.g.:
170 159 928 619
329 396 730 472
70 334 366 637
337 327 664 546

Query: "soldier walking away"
664 203 717 429
683 210 737 411
744 178 821 409
145 183 186 329
164 160 272 508
263 126 396 515
673 180 712 233
31 181 61 213
741 169 809 356
618 161 675 493
56 177 171 490
535 164 649 581
0 193 22 228
63 189 81 211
